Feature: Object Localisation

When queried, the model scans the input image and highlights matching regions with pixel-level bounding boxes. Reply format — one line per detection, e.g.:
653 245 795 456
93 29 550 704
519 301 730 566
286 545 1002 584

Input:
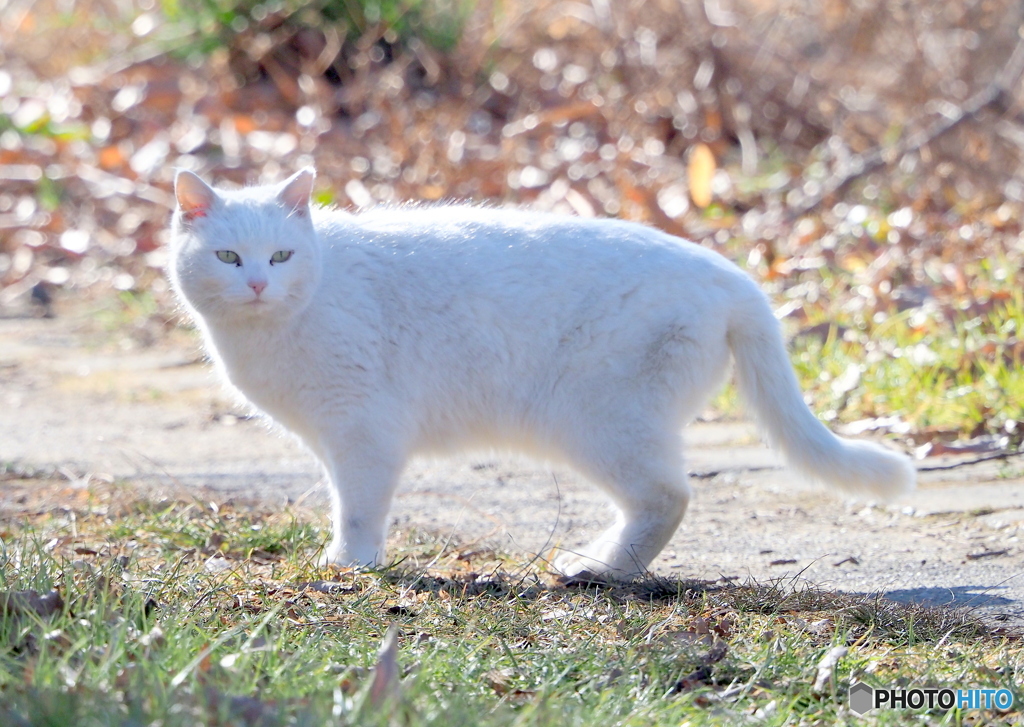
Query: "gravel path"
2 314 1022 629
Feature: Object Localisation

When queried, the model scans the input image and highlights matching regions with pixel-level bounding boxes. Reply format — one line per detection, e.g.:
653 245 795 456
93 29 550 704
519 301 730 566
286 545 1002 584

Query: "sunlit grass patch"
700 272 1024 450
788 290 1024 446
1 482 1021 725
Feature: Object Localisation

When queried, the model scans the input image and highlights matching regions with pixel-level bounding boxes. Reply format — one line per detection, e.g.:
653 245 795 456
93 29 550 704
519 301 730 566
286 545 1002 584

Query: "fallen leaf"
484 668 514 695
386 603 417 617
671 641 728 693
0 589 64 618
139 624 165 648
204 555 232 573
663 629 715 647
295 580 353 594
247 548 281 563
205 532 226 552
807 618 833 635
369 625 400 708
712 615 736 639
688 143 716 208
812 646 848 692
204 686 278 725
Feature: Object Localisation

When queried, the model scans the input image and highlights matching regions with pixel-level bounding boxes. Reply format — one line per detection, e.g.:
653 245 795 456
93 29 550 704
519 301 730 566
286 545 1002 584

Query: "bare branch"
789 36 1024 221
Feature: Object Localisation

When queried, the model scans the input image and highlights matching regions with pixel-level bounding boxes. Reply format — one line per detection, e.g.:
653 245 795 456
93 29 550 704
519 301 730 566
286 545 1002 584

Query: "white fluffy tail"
728 298 916 500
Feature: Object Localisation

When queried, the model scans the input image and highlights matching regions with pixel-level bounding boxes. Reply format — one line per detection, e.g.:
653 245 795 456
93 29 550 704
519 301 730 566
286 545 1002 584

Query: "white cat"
169 167 915 578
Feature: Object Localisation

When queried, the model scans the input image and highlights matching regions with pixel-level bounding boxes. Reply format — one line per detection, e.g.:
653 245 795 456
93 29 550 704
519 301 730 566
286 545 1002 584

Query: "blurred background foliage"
3 0 1024 447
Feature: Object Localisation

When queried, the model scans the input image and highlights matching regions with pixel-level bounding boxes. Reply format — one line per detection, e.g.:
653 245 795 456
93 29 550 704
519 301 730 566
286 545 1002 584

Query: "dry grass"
1 477 1020 725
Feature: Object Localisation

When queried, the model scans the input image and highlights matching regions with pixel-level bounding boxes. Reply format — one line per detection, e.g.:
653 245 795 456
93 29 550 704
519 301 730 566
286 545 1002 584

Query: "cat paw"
316 545 345 568
554 569 609 587
553 548 648 581
553 552 617 581
317 540 383 569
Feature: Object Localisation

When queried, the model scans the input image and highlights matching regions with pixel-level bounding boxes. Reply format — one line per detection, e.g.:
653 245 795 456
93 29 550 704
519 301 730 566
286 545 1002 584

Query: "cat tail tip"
788 435 917 502
728 297 916 502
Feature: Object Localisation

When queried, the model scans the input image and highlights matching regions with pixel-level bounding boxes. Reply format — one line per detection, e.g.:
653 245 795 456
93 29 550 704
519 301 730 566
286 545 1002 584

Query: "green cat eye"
216 250 241 265
270 250 293 264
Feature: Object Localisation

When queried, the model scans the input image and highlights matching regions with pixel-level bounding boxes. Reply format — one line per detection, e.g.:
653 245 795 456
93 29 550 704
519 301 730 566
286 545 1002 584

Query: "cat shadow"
880 584 1015 610
363 565 1005 637
371 562 721 604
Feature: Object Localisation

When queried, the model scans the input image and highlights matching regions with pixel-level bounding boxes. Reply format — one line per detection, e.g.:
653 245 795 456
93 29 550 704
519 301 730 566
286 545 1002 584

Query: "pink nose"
249 280 267 296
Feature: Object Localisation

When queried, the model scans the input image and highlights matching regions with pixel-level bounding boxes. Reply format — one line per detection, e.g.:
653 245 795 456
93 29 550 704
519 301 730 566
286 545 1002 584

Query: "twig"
966 549 1009 560
917 448 1024 472
690 445 1024 479
689 464 781 479
512 473 563 581
788 36 1024 220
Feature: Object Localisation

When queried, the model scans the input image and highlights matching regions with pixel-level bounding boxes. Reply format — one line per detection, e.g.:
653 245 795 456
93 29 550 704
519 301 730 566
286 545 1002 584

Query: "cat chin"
198 299 288 322
219 291 289 307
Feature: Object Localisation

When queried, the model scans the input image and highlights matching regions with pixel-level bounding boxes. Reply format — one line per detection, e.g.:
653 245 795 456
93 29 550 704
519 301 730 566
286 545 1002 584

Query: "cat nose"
249 280 268 296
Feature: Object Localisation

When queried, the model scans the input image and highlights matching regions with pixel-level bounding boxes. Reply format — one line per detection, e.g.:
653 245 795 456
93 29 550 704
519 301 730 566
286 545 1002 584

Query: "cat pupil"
270 250 293 264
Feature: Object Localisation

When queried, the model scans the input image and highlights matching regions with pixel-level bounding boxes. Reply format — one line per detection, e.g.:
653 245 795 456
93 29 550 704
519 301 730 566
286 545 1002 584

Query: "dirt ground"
2 310 1023 630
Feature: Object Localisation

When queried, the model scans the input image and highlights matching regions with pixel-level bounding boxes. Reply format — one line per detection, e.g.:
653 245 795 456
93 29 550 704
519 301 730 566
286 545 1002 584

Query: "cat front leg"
317 433 405 568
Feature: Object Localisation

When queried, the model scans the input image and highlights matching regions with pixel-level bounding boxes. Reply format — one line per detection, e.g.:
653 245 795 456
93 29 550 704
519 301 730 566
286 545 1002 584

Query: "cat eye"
216 250 241 266
270 250 293 264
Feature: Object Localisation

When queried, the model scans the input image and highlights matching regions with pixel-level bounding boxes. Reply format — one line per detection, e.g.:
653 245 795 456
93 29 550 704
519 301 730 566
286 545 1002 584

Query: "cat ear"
174 170 218 222
277 167 315 216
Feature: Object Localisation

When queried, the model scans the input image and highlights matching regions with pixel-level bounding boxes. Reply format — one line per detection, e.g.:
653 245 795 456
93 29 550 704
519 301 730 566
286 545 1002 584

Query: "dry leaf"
295 580 352 595
670 640 728 693
485 668 514 696
812 646 848 692
203 687 278 725
688 143 716 208
0 589 64 618
369 625 401 708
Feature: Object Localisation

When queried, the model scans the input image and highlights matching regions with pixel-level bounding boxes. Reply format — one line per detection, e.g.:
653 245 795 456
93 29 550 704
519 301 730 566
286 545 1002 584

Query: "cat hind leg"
554 433 689 579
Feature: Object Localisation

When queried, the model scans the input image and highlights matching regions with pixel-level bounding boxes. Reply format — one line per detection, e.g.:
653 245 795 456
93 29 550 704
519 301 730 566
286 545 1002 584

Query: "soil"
2 310 1023 630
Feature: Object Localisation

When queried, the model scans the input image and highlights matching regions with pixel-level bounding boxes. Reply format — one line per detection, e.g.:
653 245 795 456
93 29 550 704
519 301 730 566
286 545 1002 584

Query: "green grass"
702 263 1024 449
0 481 1021 725
788 291 1024 444
162 0 473 58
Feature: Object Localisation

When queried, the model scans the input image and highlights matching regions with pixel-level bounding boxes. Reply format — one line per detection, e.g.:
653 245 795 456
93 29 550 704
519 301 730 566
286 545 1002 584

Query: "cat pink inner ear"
175 171 217 221
277 167 315 216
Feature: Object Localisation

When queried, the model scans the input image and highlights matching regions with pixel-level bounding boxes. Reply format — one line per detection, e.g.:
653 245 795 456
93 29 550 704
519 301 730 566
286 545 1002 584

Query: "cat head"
169 168 323 324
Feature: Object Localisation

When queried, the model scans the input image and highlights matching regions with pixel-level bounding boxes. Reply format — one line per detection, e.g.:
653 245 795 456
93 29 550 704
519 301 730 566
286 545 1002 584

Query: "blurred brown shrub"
2 0 1024 316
